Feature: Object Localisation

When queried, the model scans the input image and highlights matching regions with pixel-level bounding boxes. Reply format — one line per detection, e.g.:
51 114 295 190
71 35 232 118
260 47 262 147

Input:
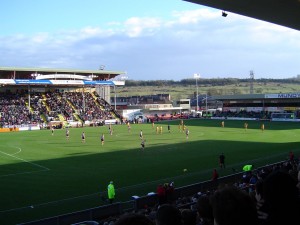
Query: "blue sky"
1 0 300 80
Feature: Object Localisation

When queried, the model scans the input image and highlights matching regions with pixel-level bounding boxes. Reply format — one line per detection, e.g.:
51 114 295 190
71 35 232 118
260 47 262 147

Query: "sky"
1 0 300 81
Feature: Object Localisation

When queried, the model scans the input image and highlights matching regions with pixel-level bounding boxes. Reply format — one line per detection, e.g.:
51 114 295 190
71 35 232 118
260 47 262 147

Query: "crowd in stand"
29 93 48 118
214 110 270 119
64 92 115 122
95 157 300 225
0 92 43 126
45 92 70 120
0 91 118 127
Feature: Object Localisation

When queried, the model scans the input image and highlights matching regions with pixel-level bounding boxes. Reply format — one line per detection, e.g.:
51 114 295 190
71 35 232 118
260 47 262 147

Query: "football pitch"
1 119 300 224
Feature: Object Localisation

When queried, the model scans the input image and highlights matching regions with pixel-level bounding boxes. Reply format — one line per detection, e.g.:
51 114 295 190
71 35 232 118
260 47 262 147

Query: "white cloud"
172 8 219 24
1 8 300 80
80 26 104 36
31 33 49 43
123 17 162 37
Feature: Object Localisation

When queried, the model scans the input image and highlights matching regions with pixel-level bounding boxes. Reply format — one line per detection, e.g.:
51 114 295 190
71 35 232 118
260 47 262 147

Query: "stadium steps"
58 114 65 121
41 94 51 112
91 92 106 110
25 101 34 113
90 91 98 100
25 101 39 122
25 96 47 123
43 100 51 112
91 95 104 109
97 97 121 122
40 114 47 122
111 112 121 123
90 92 105 109
65 100 83 123
66 99 77 111
73 113 83 123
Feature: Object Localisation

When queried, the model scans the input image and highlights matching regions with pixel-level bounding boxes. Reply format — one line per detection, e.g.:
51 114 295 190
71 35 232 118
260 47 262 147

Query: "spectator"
156 204 182 225
297 164 300 190
165 182 175 204
210 185 258 225
181 209 197 225
289 151 294 162
258 170 300 225
114 213 154 225
249 173 258 185
212 169 219 181
254 179 268 224
157 184 166 205
241 171 252 184
196 195 214 225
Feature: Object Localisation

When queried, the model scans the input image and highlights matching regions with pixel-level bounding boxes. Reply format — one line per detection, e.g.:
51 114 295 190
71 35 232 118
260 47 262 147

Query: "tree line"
125 77 300 87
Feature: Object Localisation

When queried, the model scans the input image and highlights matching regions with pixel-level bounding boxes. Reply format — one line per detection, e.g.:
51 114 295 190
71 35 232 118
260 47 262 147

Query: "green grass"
0 119 300 224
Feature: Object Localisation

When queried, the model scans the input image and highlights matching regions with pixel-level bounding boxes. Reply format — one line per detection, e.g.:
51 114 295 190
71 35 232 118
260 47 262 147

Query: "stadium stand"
0 91 120 128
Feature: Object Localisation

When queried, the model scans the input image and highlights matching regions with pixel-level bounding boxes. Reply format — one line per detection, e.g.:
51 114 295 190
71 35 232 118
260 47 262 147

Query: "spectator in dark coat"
156 204 182 225
210 185 258 225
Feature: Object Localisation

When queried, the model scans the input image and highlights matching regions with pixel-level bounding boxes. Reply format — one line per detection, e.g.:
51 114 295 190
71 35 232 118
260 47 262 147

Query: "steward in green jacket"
107 181 115 203
243 165 253 172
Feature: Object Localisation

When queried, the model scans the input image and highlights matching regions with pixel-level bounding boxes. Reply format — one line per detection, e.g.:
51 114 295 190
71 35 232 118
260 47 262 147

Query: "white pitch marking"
10 146 22 156
0 150 49 170
0 170 48 178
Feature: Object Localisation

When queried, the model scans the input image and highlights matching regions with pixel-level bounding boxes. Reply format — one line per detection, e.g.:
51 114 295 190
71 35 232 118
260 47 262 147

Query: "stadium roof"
214 94 265 100
183 0 300 31
0 67 126 80
214 93 300 100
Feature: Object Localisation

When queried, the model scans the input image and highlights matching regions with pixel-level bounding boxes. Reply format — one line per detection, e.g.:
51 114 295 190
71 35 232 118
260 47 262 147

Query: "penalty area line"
0 150 50 178
0 169 49 178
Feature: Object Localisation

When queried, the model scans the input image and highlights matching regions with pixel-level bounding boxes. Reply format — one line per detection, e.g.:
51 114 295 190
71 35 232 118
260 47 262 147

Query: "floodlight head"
222 11 228 17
